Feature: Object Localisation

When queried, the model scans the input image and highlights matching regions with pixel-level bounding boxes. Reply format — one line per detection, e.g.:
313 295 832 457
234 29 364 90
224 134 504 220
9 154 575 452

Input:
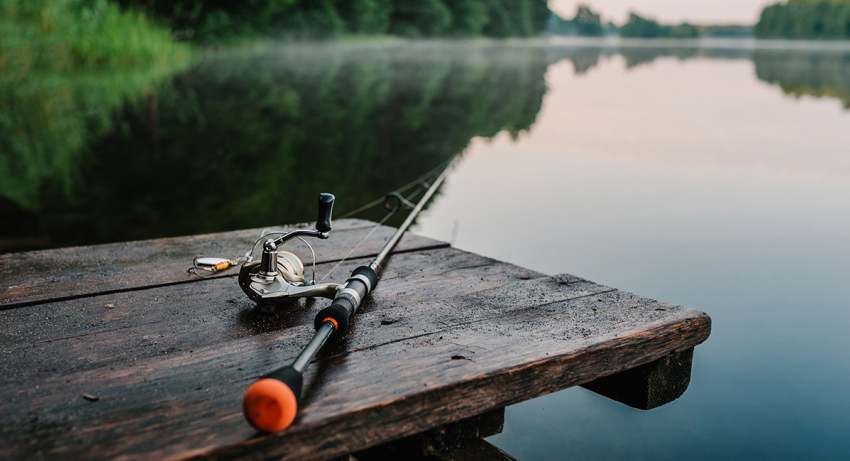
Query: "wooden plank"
582 348 695 409
0 248 541 381
0 243 711 461
0 219 448 309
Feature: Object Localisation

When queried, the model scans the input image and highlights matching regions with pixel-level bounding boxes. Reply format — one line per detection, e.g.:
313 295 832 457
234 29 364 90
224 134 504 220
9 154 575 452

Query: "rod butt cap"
243 378 298 432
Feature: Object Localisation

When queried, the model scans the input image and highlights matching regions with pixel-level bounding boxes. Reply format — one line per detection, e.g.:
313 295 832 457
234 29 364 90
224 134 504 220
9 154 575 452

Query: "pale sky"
550 0 777 25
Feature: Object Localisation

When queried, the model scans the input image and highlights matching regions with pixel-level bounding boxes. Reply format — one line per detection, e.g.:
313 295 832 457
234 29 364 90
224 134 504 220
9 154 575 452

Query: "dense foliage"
115 0 550 41
0 0 188 71
699 25 754 38
547 5 749 39
547 5 604 36
619 13 699 38
756 0 850 39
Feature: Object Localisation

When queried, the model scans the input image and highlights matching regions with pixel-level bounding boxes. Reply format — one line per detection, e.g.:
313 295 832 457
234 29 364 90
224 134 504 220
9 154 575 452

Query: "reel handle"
316 193 335 233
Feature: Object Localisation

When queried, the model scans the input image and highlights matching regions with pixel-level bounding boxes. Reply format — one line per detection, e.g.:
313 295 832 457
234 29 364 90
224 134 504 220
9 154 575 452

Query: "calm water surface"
3 39 850 459
414 44 850 460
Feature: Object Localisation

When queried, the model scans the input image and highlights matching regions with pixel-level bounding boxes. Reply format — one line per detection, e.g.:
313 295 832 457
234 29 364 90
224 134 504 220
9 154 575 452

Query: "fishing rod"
239 162 453 433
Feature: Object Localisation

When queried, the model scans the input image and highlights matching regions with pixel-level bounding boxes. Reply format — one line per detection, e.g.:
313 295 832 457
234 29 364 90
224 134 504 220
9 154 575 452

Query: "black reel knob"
316 193 335 233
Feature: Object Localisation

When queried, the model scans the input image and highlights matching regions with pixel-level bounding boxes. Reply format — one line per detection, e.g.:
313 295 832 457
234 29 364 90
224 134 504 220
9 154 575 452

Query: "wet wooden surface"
0 219 447 309
0 219 711 461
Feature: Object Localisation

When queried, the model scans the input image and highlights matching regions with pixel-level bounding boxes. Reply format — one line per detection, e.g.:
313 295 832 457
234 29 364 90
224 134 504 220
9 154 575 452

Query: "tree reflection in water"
2 41 849 252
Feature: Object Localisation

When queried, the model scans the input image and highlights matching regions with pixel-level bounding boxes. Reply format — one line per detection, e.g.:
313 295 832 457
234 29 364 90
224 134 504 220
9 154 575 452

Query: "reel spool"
238 250 309 304
275 250 307 284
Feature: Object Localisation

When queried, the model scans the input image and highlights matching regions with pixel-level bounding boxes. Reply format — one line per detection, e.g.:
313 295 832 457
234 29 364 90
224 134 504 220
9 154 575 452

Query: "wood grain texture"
0 219 448 309
0 248 540 385
0 224 712 461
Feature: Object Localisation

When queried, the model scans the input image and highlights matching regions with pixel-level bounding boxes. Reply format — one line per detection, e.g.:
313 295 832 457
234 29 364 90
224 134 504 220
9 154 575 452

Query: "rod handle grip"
316 193 335 233
314 266 377 338
315 299 354 338
243 366 303 433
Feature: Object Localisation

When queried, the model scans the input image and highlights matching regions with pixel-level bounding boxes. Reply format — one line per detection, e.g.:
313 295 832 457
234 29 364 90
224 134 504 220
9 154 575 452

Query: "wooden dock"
0 219 711 460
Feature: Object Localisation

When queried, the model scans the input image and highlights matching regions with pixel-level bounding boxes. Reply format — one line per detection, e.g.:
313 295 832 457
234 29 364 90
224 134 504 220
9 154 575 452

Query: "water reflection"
1 43 548 251
2 41 850 253
556 44 850 109
412 41 850 461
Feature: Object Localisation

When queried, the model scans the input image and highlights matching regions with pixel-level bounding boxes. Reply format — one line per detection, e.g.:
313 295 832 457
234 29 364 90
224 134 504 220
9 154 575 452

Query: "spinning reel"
238 193 346 310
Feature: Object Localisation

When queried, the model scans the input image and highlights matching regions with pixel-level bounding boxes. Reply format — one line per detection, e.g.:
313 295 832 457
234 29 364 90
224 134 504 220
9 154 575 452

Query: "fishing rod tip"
243 378 298 433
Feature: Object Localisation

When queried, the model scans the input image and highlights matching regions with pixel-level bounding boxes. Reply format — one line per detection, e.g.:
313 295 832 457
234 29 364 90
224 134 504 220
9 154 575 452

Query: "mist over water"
3 39 849 459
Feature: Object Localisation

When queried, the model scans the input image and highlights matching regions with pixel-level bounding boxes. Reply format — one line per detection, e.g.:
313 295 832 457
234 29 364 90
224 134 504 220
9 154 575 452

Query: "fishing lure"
191 257 237 273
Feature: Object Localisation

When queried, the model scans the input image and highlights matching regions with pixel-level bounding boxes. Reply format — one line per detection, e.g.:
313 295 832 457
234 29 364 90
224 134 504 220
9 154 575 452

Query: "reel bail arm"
259 193 334 277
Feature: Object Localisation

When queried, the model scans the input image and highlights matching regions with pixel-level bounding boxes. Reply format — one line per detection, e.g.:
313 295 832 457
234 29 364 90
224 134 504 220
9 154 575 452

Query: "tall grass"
0 0 190 209
1 0 189 75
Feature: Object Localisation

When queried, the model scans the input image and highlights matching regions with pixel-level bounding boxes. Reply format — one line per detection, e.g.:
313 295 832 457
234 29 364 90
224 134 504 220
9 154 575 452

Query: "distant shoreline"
545 36 850 52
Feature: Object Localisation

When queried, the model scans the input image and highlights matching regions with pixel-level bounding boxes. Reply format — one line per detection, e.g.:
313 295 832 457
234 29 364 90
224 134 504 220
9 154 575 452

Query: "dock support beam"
352 409 512 461
349 348 697 460
582 348 695 410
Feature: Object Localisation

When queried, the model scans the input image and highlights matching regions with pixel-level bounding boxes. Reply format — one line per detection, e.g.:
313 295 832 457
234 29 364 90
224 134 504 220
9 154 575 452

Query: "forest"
618 13 699 38
546 5 606 36
547 5 746 39
115 0 551 41
1 0 552 73
549 2 850 41
756 0 850 39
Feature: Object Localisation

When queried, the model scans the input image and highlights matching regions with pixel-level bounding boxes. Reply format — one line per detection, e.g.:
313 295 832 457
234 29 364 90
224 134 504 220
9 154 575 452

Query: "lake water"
3 38 850 459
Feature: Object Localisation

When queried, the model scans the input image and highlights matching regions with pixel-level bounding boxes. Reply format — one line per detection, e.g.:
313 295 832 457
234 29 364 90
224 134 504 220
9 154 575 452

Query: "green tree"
670 23 699 38
112 0 552 41
547 4 603 36
447 0 491 36
620 12 664 38
619 12 699 38
336 0 392 34
391 0 453 37
573 5 603 36
756 1 850 39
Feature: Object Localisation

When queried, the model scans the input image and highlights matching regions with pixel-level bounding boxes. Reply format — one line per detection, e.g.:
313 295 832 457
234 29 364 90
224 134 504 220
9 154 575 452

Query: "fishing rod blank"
242 164 453 433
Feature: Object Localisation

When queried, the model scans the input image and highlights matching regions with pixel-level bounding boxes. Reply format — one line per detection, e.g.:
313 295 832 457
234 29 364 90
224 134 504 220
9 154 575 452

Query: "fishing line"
316 184 426 284
309 158 449 280
315 209 394 285
337 155 454 219
187 155 453 278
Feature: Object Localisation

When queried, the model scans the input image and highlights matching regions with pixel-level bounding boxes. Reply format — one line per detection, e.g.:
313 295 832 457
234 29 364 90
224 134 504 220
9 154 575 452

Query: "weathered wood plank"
582 348 695 410
0 248 541 381
0 242 710 461
0 219 448 309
